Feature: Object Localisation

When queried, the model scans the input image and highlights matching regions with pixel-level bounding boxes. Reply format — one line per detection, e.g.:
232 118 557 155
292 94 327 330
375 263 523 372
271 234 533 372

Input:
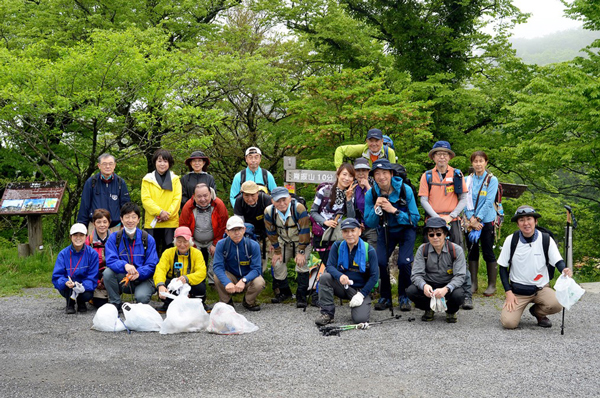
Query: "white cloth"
70 282 85 300
465 175 474 211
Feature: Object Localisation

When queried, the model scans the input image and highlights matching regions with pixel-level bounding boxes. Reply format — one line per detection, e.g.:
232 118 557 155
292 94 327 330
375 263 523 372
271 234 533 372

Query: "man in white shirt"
498 205 572 329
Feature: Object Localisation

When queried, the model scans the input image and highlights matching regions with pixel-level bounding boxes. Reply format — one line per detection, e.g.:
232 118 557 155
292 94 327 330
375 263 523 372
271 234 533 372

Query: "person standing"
418 141 473 309
334 128 396 168
141 149 182 258
77 153 130 231
229 146 277 207
180 150 217 207
464 151 499 296
364 159 419 312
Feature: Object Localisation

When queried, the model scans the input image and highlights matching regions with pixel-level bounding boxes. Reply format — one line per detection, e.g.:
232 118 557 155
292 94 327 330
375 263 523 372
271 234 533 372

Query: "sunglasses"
428 232 444 238
515 207 536 215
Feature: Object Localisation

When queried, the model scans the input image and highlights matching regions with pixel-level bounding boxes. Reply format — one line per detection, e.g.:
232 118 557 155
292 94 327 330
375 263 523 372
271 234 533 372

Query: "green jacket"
334 143 397 168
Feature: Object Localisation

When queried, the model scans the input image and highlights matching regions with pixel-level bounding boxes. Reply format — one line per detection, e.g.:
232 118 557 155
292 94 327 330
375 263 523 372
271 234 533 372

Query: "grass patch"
0 245 56 296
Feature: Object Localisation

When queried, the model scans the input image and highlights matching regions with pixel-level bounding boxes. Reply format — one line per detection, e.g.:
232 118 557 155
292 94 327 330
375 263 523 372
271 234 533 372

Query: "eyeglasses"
434 152 449 158
515 207 536 215
428 232 444 238
100 162 115 167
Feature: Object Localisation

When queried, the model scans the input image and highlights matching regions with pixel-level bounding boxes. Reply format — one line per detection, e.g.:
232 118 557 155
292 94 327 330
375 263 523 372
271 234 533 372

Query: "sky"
510 0 583 39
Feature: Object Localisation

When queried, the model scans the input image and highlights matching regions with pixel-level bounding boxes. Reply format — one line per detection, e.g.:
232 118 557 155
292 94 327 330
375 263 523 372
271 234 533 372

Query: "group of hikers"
52 128 572 329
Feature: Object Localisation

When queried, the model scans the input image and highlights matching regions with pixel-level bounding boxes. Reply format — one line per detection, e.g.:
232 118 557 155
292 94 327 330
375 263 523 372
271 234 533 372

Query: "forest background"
0 0 598 279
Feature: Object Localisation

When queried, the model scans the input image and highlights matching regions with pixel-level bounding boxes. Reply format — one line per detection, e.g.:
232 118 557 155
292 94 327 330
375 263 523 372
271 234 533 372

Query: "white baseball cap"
70 223 87 235
226 216 245 230
245 147 262 156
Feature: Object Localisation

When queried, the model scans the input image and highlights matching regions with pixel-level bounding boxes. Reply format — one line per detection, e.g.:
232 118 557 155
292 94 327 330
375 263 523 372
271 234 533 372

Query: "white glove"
349 292 364 308
70 282 85 300
167 278 184 293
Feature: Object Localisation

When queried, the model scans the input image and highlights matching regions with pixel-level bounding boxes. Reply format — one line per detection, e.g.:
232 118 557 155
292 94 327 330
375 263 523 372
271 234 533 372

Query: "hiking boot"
374 298 392 311
77 301 88 313
242 300 261 312
462 297 474 310
529 305 552 328
296 297 308 309
399 297 412 312
310 291 320 307
314 312 334 326
421 309 434 322
446 312 458 323
203 302 213 313
271 291 293 304
66 299 76 314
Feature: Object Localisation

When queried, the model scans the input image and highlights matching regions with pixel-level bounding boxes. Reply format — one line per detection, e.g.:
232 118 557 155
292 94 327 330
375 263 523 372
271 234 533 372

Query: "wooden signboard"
0 181 67 256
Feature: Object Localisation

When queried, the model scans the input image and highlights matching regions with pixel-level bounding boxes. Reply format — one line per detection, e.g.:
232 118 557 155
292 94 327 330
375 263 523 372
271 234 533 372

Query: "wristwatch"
242 277 248 283
298 250 305 255
394 210 400 216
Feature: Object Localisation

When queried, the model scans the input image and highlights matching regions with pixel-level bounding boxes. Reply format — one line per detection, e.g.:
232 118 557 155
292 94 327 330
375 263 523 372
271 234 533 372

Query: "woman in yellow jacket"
141 149 182 258
154 226 208 312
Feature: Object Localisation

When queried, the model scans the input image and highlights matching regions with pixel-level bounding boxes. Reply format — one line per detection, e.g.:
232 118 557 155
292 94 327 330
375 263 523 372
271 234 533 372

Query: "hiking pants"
103 268 155 305
214 271 266 305
318 272 372 323
406 283 465 315
376 225 417 301
500 286 562 329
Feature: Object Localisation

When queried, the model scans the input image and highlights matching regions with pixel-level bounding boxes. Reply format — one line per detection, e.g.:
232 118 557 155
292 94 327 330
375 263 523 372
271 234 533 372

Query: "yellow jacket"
141 171 182 229
153 246 207 287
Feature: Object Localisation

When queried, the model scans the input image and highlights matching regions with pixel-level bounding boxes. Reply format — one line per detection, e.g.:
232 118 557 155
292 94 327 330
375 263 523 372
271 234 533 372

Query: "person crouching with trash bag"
52 223 99 314
213 216 266 311
498 205 572 329
407 217 466 323
154 226 208 313
315 218 379 326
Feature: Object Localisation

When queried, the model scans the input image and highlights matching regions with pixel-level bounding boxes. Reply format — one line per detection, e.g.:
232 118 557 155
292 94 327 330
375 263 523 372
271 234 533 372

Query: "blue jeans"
376 226 417 301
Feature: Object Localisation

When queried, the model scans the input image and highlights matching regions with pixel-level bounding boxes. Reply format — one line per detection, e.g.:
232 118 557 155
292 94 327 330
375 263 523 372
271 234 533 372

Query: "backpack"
92 173 123 195
422 240 457 263
425 168 464 196
310 182 334 237
382 135 397 162
270 199 304 232
508 227 558 280
115 229 149 258
239 168 269 192
390 163 418 201
290 193 307 209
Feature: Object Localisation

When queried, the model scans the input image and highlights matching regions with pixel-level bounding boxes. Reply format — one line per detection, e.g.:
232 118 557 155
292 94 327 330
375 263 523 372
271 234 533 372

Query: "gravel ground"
0 287 598 398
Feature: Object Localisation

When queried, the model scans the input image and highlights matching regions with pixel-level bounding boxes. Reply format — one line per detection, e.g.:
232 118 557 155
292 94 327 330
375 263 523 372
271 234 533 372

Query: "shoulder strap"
447 240 456 262
384 145 389 160
508 231 520 273
239 169 246 185
422 242 430 263
116 229 124 254
425 169 432 193
141 230 148 253
262 168 268 189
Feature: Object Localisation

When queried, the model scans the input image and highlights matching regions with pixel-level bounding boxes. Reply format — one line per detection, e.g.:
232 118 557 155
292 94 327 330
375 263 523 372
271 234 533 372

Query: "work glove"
167 278 184 293
349 292 364 308
468 229 482 243
70 282 85 300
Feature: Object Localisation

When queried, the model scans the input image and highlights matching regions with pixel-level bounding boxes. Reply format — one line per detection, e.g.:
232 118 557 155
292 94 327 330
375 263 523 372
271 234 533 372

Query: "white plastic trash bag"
91 303 126 332
554 275 585 311
122 303 163 332
206 302 259 335
160 288 209 334
430 296 447 312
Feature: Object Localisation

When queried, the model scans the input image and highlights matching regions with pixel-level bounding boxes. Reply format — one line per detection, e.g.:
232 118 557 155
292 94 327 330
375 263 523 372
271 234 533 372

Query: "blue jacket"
104 229 158 281
364 176 420 230
213 237 262 285
77 173 130 226
229 167 277 207
52 245 99 292
326 240 379 297
464 172 498 224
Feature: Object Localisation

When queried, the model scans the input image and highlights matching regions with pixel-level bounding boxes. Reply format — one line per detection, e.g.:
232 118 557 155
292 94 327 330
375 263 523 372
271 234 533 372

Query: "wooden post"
17 243 31 258
27 214 43 254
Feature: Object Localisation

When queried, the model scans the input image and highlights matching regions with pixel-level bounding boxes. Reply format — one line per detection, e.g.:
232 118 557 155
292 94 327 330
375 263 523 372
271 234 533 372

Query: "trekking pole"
561 206 577 336
305 214 342 312
318 315 404 336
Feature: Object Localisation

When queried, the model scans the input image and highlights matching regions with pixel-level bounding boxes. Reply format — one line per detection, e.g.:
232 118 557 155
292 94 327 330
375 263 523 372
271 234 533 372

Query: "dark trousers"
376 225 417 301
57 289 94 303
406 283 465 314
467 222 497 263
162 280 206 308
146 228 175 258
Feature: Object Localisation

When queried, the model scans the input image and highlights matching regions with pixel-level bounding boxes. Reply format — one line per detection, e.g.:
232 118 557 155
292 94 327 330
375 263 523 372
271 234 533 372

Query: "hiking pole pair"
562 205 577 336
318 315 404 336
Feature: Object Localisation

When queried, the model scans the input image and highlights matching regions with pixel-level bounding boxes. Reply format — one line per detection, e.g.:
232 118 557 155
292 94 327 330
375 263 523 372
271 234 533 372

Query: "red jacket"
179 197 228 246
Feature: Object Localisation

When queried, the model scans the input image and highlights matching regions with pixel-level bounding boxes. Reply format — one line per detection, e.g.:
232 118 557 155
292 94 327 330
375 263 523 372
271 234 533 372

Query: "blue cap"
428 141 455 160
369 159 394 176
366 128 383 140
271 187 290 201
340 218 361 230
